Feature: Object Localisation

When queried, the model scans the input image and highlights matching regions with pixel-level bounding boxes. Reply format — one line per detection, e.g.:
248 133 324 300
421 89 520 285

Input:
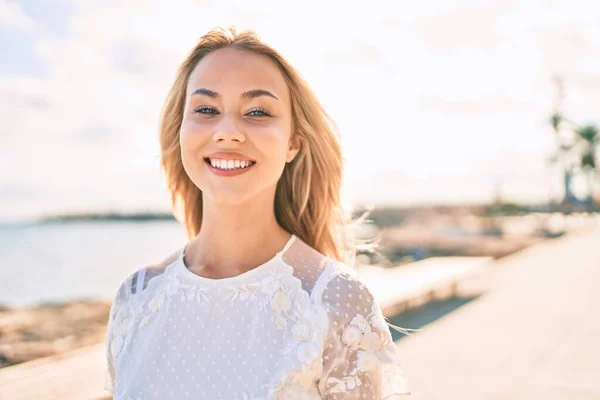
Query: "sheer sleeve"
103 271 135 394
317 265 411 399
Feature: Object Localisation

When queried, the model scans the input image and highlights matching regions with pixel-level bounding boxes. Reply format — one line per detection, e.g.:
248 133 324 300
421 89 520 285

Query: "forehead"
187 47 289 100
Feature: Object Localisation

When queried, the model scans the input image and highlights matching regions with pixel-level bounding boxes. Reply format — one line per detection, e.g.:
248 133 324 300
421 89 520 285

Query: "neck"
186 193 291 275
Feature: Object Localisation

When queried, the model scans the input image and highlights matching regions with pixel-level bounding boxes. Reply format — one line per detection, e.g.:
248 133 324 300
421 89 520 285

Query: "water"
0 220 188 308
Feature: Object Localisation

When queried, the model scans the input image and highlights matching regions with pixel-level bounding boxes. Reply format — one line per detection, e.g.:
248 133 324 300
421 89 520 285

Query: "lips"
204 151 256 162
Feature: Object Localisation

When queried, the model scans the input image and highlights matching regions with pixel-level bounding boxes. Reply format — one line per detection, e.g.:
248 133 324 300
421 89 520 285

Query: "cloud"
1 0 599 218
0 182 43 200
421 96 535 114
414 0 517 53
15 0 75 37
0 30 48 76
0 0 37 33
71 122 113 142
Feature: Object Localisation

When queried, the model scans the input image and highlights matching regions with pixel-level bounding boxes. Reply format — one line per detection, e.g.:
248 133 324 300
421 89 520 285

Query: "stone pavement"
393 218 600 399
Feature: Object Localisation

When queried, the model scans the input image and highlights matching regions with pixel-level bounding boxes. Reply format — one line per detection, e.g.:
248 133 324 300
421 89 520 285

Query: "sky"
1 0 599 220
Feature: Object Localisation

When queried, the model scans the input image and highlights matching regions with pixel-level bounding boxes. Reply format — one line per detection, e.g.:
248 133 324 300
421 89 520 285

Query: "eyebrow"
191 88 279 100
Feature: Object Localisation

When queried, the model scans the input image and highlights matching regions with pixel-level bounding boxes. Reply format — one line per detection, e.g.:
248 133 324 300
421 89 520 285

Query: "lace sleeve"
103 271 135 394
317 267 411 399
103 302 117 394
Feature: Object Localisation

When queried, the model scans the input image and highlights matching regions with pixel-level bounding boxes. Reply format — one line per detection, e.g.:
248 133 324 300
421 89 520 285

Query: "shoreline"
0 300 111 369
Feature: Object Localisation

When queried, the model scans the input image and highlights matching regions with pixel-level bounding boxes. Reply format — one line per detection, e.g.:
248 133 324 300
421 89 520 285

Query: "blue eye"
247 108 271 117
194 106 218 114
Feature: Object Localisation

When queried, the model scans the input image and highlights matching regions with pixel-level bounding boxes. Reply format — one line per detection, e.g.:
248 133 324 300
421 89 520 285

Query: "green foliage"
550 113 562 132
576 124 599 143
575 125 598 173
495 202 528 215
581 150 596 169
548 78 598 205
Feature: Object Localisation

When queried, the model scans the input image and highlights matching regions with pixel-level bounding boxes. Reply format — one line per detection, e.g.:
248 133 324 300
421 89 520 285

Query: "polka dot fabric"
103 234 410 399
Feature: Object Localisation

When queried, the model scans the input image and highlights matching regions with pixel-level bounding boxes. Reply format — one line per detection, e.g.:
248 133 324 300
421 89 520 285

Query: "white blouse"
104 233 410 399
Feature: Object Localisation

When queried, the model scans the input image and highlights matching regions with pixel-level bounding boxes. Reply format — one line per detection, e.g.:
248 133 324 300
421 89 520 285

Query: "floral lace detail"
109 302 138 363
106 249 337 399
258 268 325 399
138 273 182 328
124 392 262 400
265 356 322 400
223 281 262 303
325 302 392 394
109 272 190 365
232 392 263 400
104 236 410 399
179 281 211 302
263 270 321 365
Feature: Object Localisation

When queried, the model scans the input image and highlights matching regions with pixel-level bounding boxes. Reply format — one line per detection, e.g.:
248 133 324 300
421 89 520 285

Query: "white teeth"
208 158 253 170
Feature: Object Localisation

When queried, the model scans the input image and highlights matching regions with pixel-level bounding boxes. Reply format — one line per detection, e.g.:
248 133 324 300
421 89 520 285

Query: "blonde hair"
159 27 371 264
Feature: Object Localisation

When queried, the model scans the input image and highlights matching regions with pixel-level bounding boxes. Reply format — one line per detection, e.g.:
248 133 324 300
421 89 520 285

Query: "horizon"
0 197 573 225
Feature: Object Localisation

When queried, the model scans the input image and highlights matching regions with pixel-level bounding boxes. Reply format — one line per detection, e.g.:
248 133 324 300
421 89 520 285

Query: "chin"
203 189 257 206
203 183 277 207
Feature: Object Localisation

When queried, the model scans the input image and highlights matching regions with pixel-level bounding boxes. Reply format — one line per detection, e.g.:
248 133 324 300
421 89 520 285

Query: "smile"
206 158 255 170
204 158 256 176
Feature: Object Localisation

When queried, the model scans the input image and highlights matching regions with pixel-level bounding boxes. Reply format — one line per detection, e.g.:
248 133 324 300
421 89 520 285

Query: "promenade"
393 218 600 399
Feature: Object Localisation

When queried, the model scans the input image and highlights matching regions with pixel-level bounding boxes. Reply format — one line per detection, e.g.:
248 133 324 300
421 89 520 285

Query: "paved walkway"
394 218 600 399
0 342 109 400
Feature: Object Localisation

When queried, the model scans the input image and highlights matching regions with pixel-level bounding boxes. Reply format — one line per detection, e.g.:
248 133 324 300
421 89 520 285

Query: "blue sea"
0 220 188 308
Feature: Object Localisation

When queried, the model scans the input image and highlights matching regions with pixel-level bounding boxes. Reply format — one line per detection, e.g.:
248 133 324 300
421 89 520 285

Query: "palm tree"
548 77 598 208
548 110 578 205
575 124 599 204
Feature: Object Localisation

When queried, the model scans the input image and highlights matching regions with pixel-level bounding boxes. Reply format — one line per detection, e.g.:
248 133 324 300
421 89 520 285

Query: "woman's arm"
317 268 411 399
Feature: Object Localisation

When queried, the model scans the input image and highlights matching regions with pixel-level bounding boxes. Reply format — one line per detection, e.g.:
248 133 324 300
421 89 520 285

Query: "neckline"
175 233 296 284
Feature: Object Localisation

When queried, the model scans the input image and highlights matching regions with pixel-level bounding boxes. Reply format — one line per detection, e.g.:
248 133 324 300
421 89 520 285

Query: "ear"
286 134 302 163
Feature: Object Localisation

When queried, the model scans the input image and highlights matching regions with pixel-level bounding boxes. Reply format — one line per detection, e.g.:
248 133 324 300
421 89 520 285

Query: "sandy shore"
0 300 110 369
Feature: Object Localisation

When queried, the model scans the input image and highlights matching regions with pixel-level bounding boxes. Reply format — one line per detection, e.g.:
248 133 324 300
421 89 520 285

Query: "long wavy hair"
158 27 373 264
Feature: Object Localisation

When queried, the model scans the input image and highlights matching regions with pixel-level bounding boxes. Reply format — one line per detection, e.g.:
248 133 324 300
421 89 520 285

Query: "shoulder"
321 260 372 299
134 246 185 294
318 260 396 345
325 259 364 283
110 246 184 308
319 260 380 322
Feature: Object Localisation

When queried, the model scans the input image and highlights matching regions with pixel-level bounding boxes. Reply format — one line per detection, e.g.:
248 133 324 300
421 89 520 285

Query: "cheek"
180 119 210 150
258 118 292 149
257 127 292 163
179 120 213 179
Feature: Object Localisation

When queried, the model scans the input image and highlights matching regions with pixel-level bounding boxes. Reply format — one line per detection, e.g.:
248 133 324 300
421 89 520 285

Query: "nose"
213 113 245 143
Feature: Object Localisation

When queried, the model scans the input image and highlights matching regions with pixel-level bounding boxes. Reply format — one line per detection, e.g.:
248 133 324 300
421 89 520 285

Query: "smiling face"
180 47 301 205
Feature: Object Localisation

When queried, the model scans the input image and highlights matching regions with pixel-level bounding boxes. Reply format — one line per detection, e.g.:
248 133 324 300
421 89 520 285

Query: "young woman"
104 27 410 399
